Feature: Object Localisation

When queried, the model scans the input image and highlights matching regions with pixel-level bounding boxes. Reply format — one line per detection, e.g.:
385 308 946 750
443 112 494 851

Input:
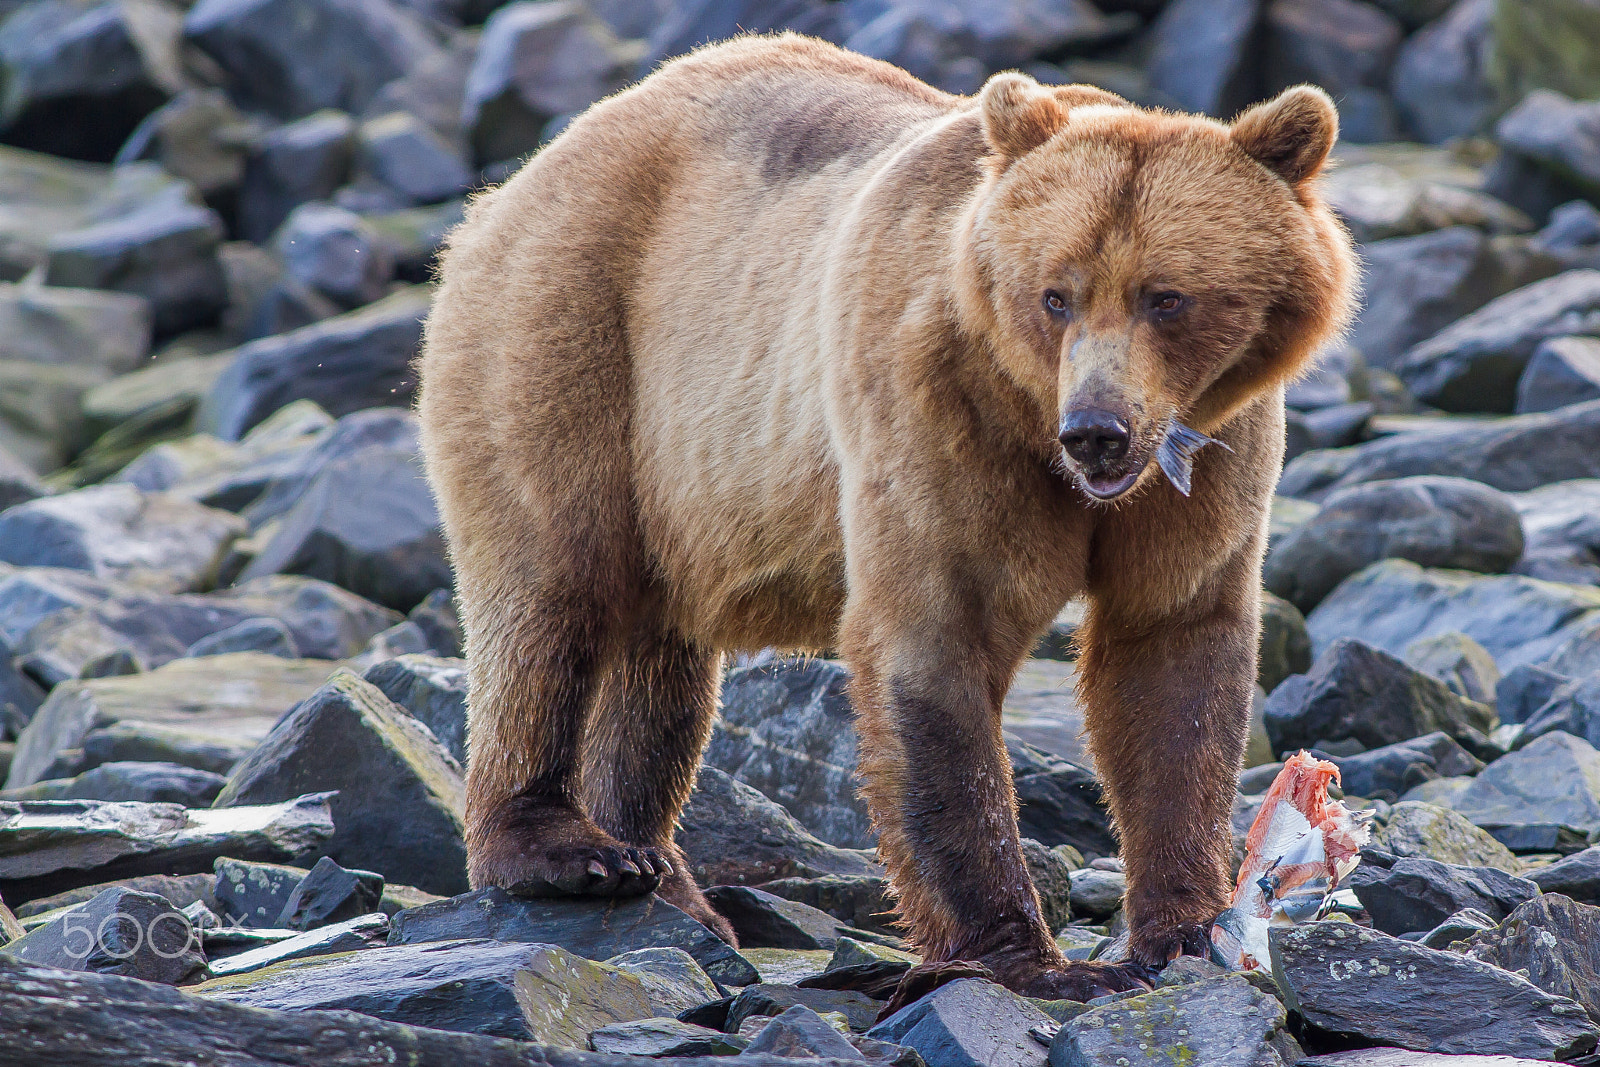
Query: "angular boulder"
1453 731 1600 852
868 978 1051 1067
214 671 467 895
1051 974 1300 1067
1345 853 1539 934
5 886 207 985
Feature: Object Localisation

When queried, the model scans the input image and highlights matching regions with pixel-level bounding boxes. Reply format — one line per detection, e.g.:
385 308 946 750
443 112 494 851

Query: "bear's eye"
1043 290 1070 318
1145 291 1187 319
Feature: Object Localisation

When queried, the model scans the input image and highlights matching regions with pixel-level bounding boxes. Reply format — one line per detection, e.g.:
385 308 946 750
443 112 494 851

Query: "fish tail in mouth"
1155 420 1231 496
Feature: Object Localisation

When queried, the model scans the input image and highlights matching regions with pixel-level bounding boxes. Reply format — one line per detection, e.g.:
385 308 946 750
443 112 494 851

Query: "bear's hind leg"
581 622 735 944
459 542 673 900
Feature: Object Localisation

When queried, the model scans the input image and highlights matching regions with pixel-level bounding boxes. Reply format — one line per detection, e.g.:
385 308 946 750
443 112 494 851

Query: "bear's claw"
500 843 671 899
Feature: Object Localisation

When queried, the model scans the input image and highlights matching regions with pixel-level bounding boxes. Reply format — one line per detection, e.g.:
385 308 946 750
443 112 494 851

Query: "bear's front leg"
840 602 1152 1003
1076 546 1260 969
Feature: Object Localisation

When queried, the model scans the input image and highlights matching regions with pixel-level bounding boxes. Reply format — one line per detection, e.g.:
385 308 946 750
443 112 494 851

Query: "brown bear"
417 33 1356 1001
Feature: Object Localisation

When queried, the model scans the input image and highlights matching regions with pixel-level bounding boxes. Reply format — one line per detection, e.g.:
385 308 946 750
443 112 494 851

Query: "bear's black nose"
1059 408 1130 469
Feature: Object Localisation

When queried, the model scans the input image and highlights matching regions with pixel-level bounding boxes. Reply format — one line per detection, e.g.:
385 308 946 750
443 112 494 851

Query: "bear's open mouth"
1078 467 1143 500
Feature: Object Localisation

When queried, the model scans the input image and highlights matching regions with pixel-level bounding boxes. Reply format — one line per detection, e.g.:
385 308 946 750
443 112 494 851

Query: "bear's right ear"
1230 85 1338 186
978 73 1072 165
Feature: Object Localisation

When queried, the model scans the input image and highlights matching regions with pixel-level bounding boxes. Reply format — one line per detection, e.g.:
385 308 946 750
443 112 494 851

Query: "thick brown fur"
418 34 1356 992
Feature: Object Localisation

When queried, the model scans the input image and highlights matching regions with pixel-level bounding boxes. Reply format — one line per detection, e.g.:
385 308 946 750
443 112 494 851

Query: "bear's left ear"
1230 85 1338 186
979 73 1123 165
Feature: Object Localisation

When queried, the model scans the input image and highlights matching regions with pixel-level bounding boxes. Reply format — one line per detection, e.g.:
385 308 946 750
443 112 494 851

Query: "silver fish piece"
1155 420 1231 497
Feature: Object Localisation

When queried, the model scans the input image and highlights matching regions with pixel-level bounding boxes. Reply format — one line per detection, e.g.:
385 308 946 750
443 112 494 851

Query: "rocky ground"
0 0 1599 1064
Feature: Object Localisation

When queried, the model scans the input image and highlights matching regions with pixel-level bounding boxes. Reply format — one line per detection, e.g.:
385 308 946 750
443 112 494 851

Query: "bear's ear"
978 72 1072 164
1230 85 1338 186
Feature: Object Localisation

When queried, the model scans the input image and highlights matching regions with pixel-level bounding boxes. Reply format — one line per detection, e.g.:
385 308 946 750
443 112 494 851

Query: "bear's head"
955 74 1357 501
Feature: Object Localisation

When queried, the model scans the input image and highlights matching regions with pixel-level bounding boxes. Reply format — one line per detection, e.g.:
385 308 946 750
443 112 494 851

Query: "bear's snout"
1058 408 1129 468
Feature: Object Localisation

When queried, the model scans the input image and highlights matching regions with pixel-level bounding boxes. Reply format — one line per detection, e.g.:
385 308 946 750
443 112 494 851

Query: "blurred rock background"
1 1 1600 1063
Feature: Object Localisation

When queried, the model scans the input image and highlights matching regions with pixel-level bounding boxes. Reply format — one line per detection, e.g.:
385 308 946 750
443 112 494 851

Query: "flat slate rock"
605 946 724 1018
6 653 345 789
590 1016 748 1056
1528 846 1600 903
0 793 333 905
362 653 467 764
743 1004 866 1060
705 885 866 950
206 912 389 977
512 944 655 1048
1270 921 1598 1059
214 670 467 895
1299 1053 1561 1067
1327 735 1484 804
868 978 1053 1067
0 955 855 1067
725 983 883 1034
387 886 758 988
1051 974 1301 1067
198 937 647 1044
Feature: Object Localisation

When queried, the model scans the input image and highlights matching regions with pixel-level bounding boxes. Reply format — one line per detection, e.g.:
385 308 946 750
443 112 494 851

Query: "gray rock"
362 654 467 764
270 202 393 311
6 654 347 790
15 761 229 807
707 657 871 848
1300 1052 1562 1067
1263 0 1401 143
1517 336 1600 414
387 886 758 989
205 912 389 977
0 281 151 375
237 443 448 612
1404 630 1500 705
1519 674 1600 749
1398 270 1600 412
1495 92 1600 202
1066 868 1123 922
1464 894 1600 1023
183 0 441 122
1264 476 1523 613
276 855 382 931
187 617 299 659
1346 853 1538 934
115 88 259 209
0 0 183 163
1280 402 1600 502
591 1017 748 1056
5 886 206 985
0 954 829 1067
1390 0 1496 142
0 793 333 906
744 1004 866 1059
1270 921 1597 1059
605 946 723 1018
1021 837 1075 934
213 857 309 928
1010 741 1117 860
1259 590 1311 694
405 589 462 658
236 110 356 243
1326 165 1533 246
219 405 404 522
756 876 896 938
675 766 882 888
1373 801 1516 869
1528 846 1600 904
1510 478 1600 584
12 871 217 921
1351 226 1559 372
214 671 467 895
1143 0 1262 118
1454 732 1600 852
1499 663 1574 726
1262 639 1496 758
464 1 644 166
1050 974 1300 1067
0 485 245 594
868 978 1051 1067
199 286 428 441
45 195 227 338
356 112 472 207
77 722 246 778
705 885 860 951
726 983 882 1034
1304 558 1600 672
197 937 644 1043
1324 734 1484 804
1417 907 1497 950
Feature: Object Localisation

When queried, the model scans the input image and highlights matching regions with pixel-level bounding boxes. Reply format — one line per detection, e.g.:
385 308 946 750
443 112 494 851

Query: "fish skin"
1155 420 1231 496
